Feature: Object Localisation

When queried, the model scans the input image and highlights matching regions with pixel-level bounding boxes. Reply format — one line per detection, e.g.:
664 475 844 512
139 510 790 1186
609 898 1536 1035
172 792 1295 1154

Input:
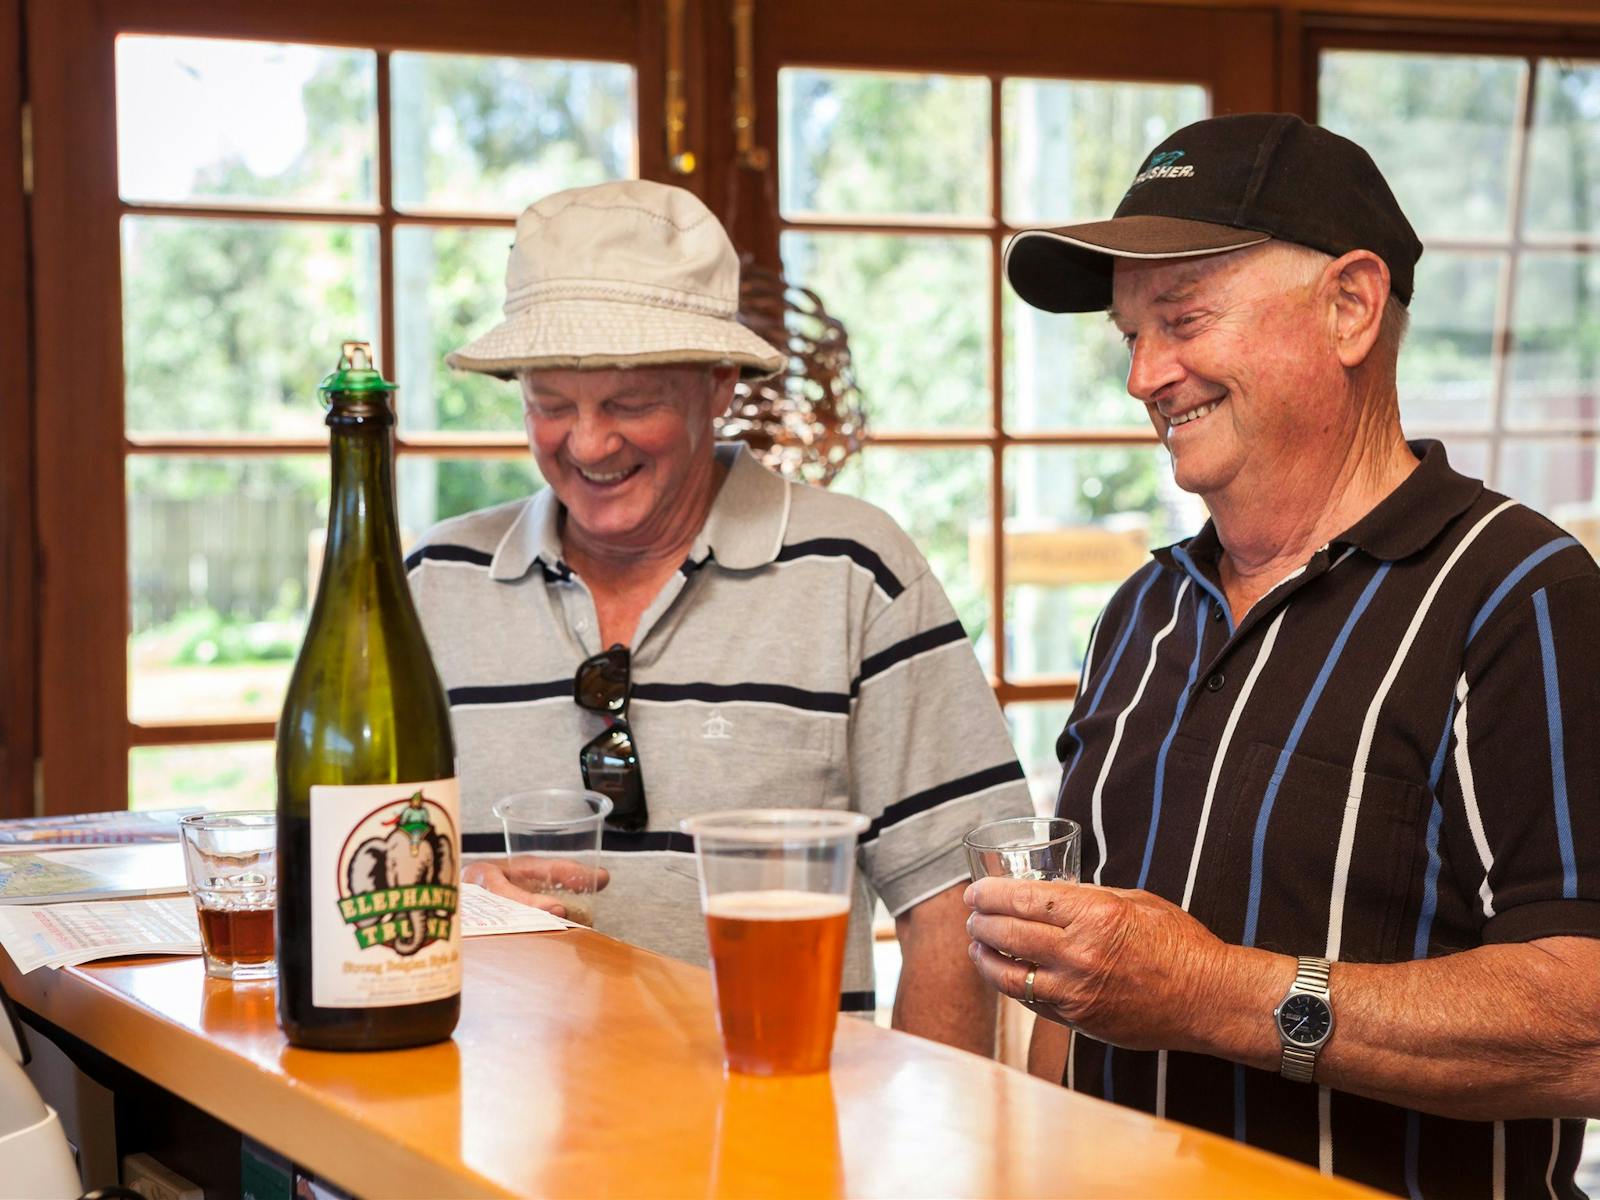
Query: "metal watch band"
1278 955 1333 1084
1291 955 1331 995
1280 1045 1318 1084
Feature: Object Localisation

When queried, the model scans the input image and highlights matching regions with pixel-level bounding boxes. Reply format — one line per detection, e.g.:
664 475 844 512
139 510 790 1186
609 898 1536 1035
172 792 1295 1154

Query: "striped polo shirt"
1056 441 1598 1199
406 442 1031 1009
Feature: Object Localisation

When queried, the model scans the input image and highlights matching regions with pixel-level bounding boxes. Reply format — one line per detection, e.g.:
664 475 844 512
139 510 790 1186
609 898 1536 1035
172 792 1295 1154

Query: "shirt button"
1211 604 1224 622
1206 673 1226 693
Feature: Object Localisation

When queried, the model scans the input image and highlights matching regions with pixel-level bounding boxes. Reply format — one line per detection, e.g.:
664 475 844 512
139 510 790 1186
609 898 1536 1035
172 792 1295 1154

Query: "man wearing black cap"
965 114 1600 1198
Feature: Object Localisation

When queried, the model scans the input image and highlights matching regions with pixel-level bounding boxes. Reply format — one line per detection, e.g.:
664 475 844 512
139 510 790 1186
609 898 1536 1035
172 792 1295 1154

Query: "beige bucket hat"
447 179 786 381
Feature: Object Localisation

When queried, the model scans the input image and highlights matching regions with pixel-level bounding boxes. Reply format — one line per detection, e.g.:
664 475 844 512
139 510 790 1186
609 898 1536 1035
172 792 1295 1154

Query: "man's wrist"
1181 945 1298 1070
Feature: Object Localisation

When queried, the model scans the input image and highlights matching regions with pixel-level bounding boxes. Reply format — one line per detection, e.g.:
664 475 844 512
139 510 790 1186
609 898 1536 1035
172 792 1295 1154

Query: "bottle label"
309 778 462 1009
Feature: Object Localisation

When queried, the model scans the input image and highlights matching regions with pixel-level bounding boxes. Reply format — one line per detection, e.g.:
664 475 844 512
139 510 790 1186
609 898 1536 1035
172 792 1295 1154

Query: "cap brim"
1004 215 1272 313
446 298 787 381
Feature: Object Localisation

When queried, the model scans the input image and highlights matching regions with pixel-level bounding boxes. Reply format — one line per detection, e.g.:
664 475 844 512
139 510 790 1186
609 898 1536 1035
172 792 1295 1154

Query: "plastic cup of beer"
963 816 1082 883
178 811 277 982
492 788 611 926
681 809 870 1076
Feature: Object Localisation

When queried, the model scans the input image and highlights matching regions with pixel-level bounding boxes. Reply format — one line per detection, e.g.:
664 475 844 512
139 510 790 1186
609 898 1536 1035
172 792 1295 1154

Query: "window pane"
1001 79 1207 227
831 447 990 654
130 743 276 811
116 36 375 207
781 232 989 430
395 225 521 434
779 69 989 219
1318 51 1526 241
1525 60 1600 238
1506 253 1600 428
128 457 327 725
122 217 380 437
1005 702 1071 814
1397 251 1504 430
1005 446 1204 679
1004 285 1139 430
1498 441 1600 537
390 52 635 215
397 457 543 545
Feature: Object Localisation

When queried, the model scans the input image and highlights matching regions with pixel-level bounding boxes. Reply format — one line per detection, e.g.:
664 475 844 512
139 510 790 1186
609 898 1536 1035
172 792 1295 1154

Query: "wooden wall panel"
98 0 638 56
28 0 125 813
0 0 33 818
760 0 1276 94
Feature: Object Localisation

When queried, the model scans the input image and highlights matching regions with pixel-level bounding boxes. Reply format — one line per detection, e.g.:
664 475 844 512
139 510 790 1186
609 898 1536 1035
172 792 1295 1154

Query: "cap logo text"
1129 149 1195 189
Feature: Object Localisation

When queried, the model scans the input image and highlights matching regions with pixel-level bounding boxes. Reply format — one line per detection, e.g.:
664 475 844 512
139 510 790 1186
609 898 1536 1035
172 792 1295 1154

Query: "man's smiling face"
520 365 724 550
1109 243 1342 504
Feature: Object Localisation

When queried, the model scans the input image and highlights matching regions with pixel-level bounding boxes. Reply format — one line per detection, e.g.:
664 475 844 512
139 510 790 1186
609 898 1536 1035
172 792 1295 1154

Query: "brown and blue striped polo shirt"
1055 441 1599 1199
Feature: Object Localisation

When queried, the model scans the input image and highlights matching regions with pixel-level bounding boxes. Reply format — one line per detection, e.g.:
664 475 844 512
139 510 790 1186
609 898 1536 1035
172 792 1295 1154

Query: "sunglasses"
574 645 647 831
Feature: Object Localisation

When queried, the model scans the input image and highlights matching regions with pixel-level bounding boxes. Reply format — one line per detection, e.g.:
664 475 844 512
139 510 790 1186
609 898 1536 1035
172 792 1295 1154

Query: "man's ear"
1327 250 1390 369
710 364 740 421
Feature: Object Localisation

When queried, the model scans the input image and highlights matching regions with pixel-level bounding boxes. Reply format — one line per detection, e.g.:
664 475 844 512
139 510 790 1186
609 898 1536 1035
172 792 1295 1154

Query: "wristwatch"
1273 956 1334 1083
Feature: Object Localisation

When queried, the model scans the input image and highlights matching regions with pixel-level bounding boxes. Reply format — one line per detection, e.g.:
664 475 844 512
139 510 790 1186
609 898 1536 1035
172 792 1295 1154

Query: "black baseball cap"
1004 112 1424 313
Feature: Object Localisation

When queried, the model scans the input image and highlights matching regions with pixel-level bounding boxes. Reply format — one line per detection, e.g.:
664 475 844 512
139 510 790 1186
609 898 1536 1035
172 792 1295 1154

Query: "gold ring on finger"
1024 963 1037 1005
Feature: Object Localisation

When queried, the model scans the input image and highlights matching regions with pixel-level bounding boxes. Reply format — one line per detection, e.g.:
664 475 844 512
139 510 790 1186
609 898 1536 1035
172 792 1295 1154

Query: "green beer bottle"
275 342 461 1050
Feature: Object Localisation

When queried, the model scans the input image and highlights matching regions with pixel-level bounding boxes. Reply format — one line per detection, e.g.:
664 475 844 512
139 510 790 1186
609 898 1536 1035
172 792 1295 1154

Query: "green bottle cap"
318 341 397 405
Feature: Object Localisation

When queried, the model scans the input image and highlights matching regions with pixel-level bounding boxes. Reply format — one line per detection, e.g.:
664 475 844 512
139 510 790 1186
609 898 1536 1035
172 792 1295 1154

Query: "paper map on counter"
0 808 197 846
0 882 577 973
0 844 188 905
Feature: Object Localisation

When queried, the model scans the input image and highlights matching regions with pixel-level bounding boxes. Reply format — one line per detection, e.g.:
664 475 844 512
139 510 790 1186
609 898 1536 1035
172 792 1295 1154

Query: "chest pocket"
637 704 842 832
1217 741 1429 964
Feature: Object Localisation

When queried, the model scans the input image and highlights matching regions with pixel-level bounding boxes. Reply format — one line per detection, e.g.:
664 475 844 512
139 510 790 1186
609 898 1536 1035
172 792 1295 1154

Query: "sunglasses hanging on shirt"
574 645 647 831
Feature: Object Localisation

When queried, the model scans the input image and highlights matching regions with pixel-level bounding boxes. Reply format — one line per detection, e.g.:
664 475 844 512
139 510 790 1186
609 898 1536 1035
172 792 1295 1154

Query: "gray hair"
1267 242 1408 365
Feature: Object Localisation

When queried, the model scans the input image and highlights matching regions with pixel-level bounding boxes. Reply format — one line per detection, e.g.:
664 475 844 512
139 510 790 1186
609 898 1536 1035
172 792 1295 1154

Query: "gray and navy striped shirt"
1057 441 1598 1198
406 442 1031 1007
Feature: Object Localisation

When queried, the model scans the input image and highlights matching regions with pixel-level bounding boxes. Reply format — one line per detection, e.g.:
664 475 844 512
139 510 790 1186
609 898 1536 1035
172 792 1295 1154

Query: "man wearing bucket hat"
406 179 1031 1053
965 114 1600 1195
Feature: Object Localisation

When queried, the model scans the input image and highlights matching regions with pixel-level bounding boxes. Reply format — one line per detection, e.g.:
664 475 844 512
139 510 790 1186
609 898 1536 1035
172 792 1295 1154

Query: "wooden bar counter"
2 929 1379 1198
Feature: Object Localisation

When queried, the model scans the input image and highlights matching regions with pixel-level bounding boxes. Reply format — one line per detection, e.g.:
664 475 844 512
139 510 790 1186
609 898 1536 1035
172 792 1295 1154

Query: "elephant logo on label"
335 791 458 957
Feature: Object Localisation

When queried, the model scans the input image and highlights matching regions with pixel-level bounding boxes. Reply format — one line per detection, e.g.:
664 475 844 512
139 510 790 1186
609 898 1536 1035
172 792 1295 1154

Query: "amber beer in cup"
179 811 277 982
684 810 869 1076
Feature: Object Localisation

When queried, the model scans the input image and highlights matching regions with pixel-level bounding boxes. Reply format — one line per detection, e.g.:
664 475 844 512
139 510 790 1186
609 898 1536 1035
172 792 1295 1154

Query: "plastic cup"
492 788 611 926
682 809 869 1076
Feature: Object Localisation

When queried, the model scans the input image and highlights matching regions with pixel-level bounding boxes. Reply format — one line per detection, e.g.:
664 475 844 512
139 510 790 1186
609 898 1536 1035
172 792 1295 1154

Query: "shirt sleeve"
849 567 1032 916
1439 571 1600 944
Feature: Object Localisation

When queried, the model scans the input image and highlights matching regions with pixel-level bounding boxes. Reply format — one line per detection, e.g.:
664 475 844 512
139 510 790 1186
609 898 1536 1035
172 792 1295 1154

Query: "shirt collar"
1332 440 1483 560
1154 440 1483 570
489 441 791 582
688 442 792 570
490 485 566 582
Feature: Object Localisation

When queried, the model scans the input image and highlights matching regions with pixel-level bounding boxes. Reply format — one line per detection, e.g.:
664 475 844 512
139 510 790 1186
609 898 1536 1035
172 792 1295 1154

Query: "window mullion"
988 73 1008 689
377 50 398 398
1485 55 1539 490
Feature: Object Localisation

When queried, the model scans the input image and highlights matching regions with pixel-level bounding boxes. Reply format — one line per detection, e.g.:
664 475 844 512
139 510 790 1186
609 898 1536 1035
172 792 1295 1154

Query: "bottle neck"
324 404 403 571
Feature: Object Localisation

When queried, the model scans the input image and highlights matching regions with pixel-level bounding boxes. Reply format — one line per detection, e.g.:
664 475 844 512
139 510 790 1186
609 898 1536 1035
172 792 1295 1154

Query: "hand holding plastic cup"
963 816 1081 883
492 788 611 926
683 809 869 1076
178 811 277 982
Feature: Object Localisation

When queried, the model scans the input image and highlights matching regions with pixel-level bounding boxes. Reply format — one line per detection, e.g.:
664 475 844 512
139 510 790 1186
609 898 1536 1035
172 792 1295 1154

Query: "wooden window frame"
27 0 662 812
29 1 1600 814
745 0 1278 714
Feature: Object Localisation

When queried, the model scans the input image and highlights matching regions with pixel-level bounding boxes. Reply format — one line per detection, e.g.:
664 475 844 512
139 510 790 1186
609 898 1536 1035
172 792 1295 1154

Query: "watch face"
1277 994 1332 1046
